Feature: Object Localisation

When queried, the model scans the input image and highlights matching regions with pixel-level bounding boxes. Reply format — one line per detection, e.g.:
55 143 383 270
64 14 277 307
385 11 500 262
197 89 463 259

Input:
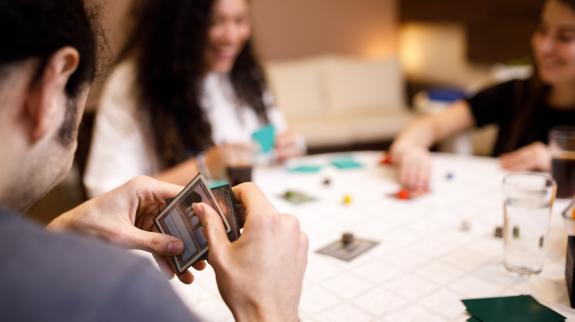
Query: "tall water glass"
503 173 557 276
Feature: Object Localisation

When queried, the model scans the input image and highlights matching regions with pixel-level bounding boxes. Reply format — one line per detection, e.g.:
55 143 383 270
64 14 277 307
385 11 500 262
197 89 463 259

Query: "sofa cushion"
323 56 405 117
290 110 414 148
265 58 325 121
265 55 414 148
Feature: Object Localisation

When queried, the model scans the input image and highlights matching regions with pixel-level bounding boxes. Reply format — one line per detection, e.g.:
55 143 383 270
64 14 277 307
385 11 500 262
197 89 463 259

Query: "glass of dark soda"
550 126 575 199
223 143 256 187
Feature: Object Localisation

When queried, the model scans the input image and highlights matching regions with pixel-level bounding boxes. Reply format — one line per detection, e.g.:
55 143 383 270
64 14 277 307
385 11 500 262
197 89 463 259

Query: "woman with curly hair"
85 0 304 196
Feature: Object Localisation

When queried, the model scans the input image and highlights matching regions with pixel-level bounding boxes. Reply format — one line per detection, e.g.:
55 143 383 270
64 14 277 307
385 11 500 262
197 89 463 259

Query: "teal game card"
252 124 276 154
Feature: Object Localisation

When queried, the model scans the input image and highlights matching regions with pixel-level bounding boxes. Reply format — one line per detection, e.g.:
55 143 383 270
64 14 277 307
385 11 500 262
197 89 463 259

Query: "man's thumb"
193 203 230 254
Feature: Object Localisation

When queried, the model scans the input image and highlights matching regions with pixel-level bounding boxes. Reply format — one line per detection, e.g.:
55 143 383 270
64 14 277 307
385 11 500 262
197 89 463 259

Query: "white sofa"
265 55 415 149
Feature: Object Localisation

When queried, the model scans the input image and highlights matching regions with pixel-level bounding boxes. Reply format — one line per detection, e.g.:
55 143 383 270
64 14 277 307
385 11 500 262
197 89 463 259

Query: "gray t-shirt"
0 208 200 322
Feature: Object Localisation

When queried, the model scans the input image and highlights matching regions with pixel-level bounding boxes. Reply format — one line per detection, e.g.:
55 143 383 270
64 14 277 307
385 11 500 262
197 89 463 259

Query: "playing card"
279 189 316 204
251 124 276 154
155 173 231 273
316 237 379 262
330 156 363 169
211 184 242 241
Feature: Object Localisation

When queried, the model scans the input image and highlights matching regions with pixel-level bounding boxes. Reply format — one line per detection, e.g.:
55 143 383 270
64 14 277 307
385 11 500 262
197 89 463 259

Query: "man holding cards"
0 1 307 321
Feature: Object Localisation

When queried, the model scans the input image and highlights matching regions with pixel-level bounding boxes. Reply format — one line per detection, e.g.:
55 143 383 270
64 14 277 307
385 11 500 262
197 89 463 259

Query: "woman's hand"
275 130 305 161
499 141 551 171
390 143 432 191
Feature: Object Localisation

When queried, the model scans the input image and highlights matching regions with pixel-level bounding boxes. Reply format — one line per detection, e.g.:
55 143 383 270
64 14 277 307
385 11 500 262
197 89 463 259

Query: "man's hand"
194 183 308 322
500 142 551 171
390 144 432 191
46 176 205 284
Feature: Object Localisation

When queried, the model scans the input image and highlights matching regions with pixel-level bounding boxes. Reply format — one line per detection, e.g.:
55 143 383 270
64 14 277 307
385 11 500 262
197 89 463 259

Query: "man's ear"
24 47 80 142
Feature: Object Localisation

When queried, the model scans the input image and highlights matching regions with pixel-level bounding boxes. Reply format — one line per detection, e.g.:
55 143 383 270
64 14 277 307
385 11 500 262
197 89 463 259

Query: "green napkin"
462 295 565 322
467 317 482 322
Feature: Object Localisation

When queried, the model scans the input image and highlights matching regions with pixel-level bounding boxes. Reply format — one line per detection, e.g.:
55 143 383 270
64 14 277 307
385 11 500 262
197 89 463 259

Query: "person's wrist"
205 146 226 179
390 141 409 162
45 214 68 231
45 209 79 232
197 151 212 179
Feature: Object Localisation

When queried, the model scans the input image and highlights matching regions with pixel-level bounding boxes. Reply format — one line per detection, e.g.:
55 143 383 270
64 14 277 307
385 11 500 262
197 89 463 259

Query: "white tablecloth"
169 151 575 322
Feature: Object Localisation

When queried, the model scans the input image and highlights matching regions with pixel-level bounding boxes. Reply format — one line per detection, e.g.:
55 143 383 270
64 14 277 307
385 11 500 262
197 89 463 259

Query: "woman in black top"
390 0 575 190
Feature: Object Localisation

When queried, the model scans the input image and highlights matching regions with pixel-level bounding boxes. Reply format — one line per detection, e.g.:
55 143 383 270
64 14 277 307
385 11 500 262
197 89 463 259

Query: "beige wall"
91 0 399 63
86 0 399 105
252 0 398 61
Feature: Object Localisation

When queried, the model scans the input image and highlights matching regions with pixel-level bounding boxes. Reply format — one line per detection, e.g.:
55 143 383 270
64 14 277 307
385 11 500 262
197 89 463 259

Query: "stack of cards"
155 174 244 274
462 295 565 322
211 184 244 241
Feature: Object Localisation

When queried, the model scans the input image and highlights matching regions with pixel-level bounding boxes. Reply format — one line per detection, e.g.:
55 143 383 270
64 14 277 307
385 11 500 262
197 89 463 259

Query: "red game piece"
396 188 410 200
379 153 393 166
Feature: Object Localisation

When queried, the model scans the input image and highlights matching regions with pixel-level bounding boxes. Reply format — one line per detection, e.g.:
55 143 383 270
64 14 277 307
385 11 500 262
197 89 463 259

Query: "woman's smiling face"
532 0 575 85
205 0 252 73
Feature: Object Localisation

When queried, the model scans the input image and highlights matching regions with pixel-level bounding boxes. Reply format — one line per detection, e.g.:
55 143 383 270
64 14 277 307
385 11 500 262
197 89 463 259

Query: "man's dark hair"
120 0 271 166
0 0 98 98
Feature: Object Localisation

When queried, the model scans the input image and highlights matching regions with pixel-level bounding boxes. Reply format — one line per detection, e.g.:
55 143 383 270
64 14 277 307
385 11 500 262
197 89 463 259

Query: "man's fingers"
193 203 230 258
130 176 184 201
153 249 195 285
231 183 277 218
128 228 184 256
298 231 309 277
152 253 175 279
177 270 194 284
192 260 207 271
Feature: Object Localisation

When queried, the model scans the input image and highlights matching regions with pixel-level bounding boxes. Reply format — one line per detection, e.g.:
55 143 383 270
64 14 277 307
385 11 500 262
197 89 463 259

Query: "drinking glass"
223 143 256 186
503 173 556 276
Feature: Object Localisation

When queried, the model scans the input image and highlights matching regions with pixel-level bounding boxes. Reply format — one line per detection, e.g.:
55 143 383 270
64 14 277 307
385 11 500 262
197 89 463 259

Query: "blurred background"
27 0 541 222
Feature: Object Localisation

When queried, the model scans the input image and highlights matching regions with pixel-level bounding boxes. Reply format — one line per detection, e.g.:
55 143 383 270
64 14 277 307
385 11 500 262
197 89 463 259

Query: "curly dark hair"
120 0 270 167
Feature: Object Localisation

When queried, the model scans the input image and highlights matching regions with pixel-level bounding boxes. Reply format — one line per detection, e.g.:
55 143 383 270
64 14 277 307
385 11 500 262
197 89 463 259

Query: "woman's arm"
389 101 476 189
154 145 226 185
